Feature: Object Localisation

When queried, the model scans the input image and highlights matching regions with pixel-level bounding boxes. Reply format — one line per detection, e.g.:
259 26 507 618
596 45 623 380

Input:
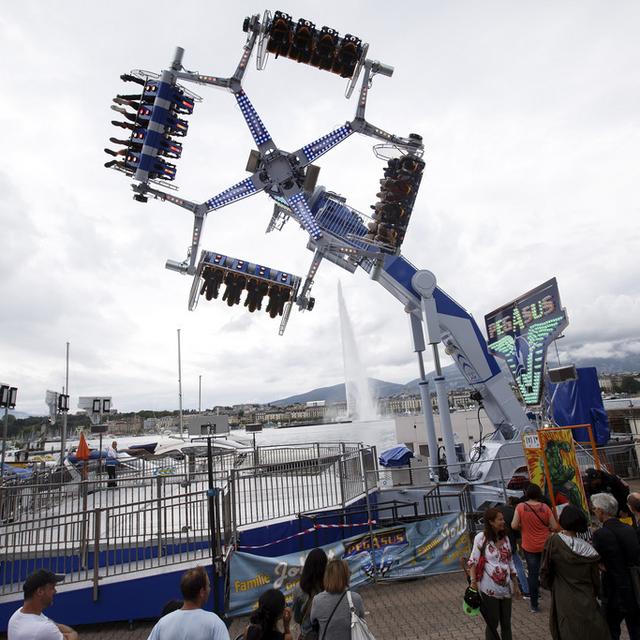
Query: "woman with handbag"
292 548 327 640
542 505 609 640
511 483 558 613
469 506 521 640
310 559 365 640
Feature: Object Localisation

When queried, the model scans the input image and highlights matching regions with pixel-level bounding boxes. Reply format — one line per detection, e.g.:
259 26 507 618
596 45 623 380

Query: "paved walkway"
68 570 630 640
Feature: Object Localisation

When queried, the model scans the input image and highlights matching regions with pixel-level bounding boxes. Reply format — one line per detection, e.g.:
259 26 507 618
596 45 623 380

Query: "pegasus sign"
484 278 568 405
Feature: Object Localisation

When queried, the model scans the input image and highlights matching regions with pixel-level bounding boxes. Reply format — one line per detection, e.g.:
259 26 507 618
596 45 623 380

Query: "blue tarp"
1 463 33 479
67 450 108 464
547 366 610 445
379 445 414 468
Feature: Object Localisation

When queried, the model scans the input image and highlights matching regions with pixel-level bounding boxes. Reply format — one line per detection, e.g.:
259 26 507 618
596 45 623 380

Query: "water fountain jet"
337 282 379 422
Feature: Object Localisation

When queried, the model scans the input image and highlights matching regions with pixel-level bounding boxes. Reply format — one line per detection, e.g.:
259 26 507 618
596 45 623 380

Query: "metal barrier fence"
227 447 375 530
596 443 640 479
0 444 376 596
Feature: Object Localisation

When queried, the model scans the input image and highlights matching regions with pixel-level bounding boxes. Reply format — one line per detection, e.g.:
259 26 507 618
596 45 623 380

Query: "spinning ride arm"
374 254 531 437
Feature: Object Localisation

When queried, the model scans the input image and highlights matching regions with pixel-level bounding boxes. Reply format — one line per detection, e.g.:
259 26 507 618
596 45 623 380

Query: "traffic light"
58 393 69 413
105 73 196 184
196 251 302 319
366 152 425 253
0 385 17 409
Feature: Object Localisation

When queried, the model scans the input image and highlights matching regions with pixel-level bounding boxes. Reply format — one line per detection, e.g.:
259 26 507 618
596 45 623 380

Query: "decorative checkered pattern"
286 192 323 240
302 124 353 162
235 91 272 146
205 177 257 210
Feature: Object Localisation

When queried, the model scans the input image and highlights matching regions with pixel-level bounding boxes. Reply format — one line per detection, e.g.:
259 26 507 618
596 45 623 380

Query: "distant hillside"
269 367 474 406
270 378 406 406
570 354 640 374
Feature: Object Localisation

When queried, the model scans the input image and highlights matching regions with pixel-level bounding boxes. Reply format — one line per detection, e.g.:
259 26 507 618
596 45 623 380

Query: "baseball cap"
463 586 481 617
24 570 65 597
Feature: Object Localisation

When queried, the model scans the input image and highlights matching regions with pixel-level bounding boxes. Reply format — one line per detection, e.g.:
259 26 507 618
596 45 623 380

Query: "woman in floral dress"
469 507 521 640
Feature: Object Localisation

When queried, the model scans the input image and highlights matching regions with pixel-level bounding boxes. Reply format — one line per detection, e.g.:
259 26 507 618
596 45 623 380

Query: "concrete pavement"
68 570 629 640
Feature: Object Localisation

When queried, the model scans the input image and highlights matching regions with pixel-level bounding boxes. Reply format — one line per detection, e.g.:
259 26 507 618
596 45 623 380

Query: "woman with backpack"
292 548 328 640
511 483 558 613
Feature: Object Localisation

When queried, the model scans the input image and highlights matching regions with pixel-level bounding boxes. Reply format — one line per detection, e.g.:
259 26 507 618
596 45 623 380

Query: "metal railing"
596 443 640 479
0 444 376 596
228 446 375 530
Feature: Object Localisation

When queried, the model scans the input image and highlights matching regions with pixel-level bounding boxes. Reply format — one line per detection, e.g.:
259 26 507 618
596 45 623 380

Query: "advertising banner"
228 512 468 616
523 429 588 514
484 277 568 406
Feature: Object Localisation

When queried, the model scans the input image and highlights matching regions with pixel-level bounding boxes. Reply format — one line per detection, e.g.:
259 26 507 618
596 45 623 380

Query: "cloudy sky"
1 1 638 414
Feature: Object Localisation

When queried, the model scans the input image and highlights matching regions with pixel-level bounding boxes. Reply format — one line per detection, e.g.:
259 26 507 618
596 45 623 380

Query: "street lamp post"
1 385 18 480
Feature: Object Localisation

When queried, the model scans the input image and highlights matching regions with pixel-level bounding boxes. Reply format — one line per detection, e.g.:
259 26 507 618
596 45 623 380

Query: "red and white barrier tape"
237 520 377 550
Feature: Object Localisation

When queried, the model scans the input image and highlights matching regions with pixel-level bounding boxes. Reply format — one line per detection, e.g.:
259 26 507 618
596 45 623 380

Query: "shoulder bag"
320 591 346 640
474 535 489 580
524 502 550 528
346 590 376 640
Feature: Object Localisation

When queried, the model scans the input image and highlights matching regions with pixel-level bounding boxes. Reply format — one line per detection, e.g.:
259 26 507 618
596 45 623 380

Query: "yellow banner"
522 429 588 514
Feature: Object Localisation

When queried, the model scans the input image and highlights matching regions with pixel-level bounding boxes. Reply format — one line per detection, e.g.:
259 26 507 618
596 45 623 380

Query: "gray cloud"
1 1 638 413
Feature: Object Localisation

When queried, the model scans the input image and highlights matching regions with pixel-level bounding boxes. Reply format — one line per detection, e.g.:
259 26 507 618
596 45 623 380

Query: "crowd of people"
7 473 640 640
468 482 640 640
6 554 365 640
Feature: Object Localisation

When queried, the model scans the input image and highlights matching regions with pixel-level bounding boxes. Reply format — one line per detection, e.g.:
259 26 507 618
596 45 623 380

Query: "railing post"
230 468 238 537
359 448 377 583
93 508 101 601
156 476 163 560
339 448 347 509
79 480 89 570
496 456 508 503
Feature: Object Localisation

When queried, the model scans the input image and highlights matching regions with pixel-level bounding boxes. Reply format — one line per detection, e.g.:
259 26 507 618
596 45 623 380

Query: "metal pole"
98 433 103 484
93 509 102 601
199 375 202 413
177 329 184 437
359 448 377 582
431 345 460 479
206 438 221 615
62 342 69 460
409 313 439 480
1 405 8 480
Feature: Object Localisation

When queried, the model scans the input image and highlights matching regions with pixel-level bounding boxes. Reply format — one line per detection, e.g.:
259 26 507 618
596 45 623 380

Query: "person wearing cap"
8 569 78 640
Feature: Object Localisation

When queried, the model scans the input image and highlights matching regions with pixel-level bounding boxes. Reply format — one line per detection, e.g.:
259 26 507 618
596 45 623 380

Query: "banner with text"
228 512 468 616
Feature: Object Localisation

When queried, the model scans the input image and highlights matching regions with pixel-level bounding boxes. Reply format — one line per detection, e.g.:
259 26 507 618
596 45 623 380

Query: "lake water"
248 418 399 454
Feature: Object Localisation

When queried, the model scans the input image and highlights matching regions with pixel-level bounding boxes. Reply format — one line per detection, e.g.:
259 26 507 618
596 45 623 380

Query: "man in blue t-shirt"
147 566 229 640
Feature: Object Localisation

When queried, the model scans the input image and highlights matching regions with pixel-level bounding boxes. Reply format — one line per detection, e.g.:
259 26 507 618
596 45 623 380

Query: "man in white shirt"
8 569 78 640
106 440 118 487
147 566 229 640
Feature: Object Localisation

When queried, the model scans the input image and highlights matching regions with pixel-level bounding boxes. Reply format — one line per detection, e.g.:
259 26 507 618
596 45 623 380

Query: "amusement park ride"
104 10 534 481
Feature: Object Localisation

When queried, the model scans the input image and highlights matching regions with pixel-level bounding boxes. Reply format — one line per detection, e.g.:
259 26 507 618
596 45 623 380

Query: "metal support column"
409 313 439 478
412 271 460 480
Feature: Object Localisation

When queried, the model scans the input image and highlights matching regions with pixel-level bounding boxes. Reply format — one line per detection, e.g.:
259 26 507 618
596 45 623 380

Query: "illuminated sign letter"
484 278 568 405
